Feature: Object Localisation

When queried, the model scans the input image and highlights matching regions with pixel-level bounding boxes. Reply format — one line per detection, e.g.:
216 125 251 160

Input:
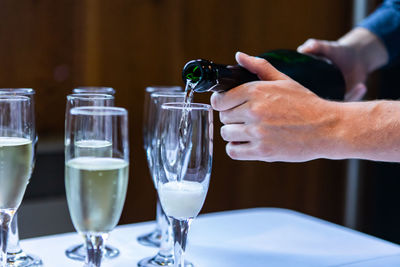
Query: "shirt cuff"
359 1 400 64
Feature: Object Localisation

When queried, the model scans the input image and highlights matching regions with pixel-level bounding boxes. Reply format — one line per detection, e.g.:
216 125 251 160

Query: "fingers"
219 102 254 124
225 142 259 161
210 83 251 111
297 39 318 53
220 124 250 142
345 83 367 101
211 51 289 112
235 52 287 81
297 38 333 57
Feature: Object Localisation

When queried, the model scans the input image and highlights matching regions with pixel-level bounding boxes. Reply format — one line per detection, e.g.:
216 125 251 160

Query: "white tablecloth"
20 208 400 266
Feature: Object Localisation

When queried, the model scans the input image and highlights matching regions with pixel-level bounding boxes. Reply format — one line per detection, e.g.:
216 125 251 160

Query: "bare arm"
331 100 400 162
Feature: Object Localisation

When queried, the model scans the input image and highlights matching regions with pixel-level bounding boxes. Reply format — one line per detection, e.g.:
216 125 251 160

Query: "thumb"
344 83 367 101
235 51 287 81
297 39 332 56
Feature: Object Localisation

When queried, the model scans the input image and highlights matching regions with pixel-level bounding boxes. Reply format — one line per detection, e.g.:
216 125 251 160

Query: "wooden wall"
0 0 352 225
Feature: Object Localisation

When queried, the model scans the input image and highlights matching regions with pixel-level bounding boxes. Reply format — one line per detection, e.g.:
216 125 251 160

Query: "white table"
20 208 400 266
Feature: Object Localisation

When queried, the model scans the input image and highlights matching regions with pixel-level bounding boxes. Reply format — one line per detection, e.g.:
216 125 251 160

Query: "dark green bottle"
182 49 345 100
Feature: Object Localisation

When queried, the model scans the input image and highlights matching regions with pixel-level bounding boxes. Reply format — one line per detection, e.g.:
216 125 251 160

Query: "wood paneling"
0 0 352 225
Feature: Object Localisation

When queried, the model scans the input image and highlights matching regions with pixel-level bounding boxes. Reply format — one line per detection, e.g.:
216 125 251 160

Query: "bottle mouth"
183 61 203 83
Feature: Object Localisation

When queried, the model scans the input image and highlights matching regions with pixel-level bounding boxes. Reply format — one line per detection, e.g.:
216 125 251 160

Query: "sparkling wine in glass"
139 91 197 267
0 95 35 267
65 106 129 267
138 86 182 249
155 102 213 267
0 88 42 267
64 93 120 262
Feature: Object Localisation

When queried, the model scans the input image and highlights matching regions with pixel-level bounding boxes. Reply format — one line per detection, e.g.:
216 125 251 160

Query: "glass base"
65 244 119 261
4 250 43 267
138 254 193 267
137 229 161 248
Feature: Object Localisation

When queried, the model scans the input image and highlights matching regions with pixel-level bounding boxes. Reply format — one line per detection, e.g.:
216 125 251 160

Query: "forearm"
324 100 400 162
338 27 389 73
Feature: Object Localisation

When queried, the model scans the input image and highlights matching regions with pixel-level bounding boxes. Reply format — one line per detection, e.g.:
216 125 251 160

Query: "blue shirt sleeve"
359 0 400 64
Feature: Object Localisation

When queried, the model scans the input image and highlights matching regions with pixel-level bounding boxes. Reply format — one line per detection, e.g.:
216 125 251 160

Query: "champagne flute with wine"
139 90 199 267
0 88 42 267
65 106 129 267
155 102 213 267
64 93 120 262
0 95 35 267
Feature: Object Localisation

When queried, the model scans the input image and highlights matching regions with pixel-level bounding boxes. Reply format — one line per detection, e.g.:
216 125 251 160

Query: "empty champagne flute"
65 106 129 267
64 94 119 262
139 91 197 267
0 88 42 267
139 86 182 248
0 96 35 267
155 103 213 267
72 87 115 96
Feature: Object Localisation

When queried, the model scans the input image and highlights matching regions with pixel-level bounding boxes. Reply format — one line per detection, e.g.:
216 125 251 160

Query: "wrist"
338 27 388 73
317 100 363 160
314 101 349 159
325 100 393 161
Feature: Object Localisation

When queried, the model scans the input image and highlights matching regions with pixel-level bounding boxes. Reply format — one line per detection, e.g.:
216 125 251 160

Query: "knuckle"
248 102 263 120
251 125 265 139
248 83 268 100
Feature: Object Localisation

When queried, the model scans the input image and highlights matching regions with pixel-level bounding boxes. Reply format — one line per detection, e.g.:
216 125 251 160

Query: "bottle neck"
182 59 257 92
181 50 345 99
182 59 219 92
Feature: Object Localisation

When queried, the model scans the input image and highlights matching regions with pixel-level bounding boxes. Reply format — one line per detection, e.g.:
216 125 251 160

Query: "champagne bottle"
182 49 345 100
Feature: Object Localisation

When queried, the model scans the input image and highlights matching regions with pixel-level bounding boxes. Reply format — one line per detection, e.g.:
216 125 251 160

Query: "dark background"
2 0 400 244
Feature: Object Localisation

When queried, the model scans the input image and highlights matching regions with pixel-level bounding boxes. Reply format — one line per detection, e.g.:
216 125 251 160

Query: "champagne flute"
72 87 115 95
64 94 119 262
155 103 213 267
65 106 129 267
139 86 182 248
0 88 42 267
0 95 35 267
139 91 197 267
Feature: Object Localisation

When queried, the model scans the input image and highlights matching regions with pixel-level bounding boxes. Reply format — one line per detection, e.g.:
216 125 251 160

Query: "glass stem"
7 213 22 255
84 233 108 267
158 204 173 257
155 198 163 232
171 218 191 267
149 205 174 265
0 209 16 266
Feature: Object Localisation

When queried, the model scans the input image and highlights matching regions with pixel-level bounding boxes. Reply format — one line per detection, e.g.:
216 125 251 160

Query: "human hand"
211 52 341 162
298 28 389 101
298 38 367 101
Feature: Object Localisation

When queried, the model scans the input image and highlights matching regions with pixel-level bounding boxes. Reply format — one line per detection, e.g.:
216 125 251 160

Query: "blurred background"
1 0 400 245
